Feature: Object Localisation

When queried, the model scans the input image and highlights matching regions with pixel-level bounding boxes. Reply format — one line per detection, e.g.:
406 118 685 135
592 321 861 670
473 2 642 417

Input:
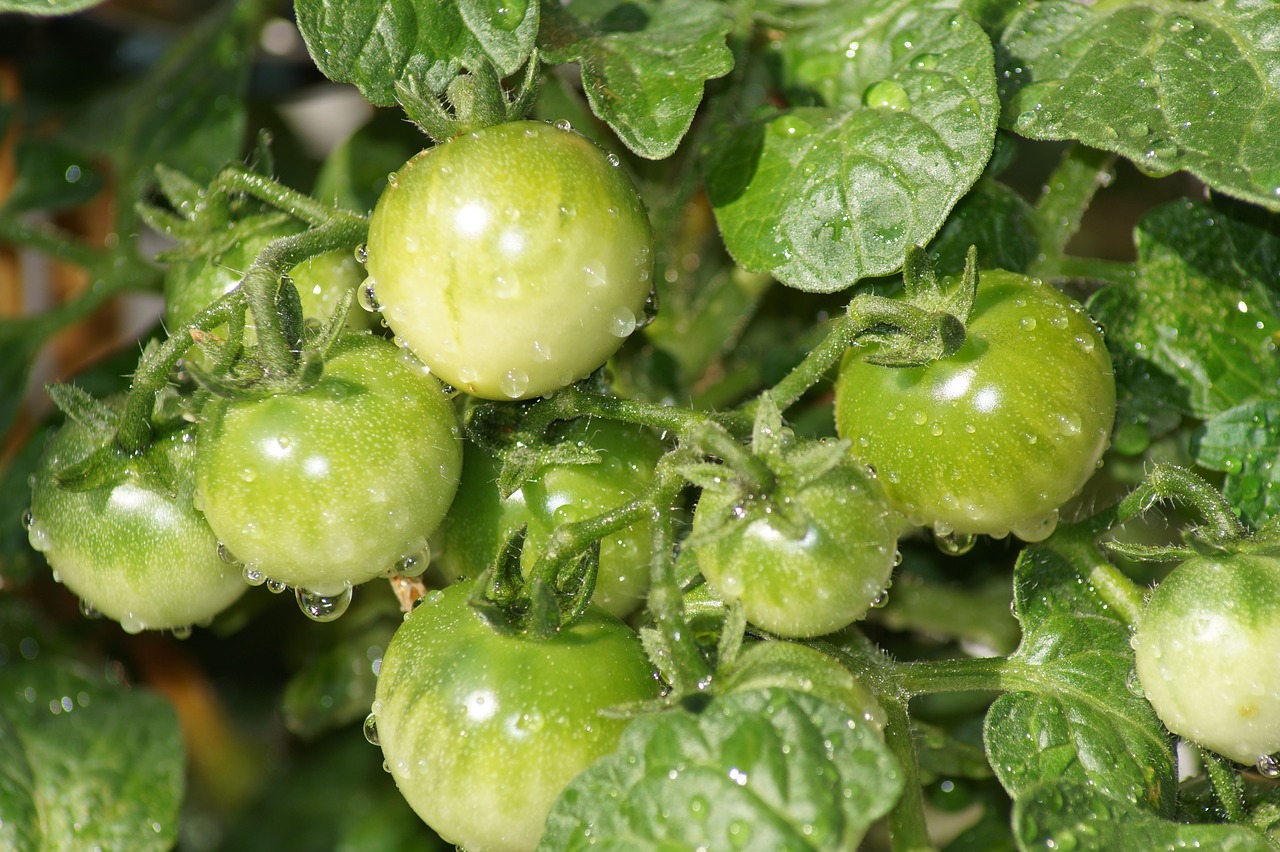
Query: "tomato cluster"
26 120 1130 849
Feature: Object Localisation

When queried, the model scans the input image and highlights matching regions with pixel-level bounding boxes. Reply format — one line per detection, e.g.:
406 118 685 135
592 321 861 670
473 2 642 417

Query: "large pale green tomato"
364 121 654 400
835 271 1115 542
27 403 245 633
194 333 462 596
372 583 658 852
1133 552 1280 766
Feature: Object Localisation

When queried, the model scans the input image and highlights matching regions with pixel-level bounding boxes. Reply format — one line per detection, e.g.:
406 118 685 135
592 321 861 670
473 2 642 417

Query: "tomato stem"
1111 463 1247 546
1030 143 1117 259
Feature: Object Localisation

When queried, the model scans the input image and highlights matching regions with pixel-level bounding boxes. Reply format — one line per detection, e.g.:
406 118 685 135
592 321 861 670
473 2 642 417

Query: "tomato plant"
1133 551 1280 767
364 121 654 400
835 271 1115 543
370 583 658 852
195 333 463 601
8 0 1280 849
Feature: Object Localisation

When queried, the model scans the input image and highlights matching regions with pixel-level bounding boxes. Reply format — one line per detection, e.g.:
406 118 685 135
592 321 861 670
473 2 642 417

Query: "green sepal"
275 277 305 353
45 384 118 433
397 53 540 143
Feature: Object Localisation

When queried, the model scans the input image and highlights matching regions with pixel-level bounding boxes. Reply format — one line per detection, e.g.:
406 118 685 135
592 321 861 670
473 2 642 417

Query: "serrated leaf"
984 543 1176 817
1001 0 1280 210
1012 777 1274 852
0 0 106 14
706 3 997 292
295 0 538 107
1192 400 1280 529
539 0 733 158
539 688 902 850
1088 199 1280 422
0 659 183 851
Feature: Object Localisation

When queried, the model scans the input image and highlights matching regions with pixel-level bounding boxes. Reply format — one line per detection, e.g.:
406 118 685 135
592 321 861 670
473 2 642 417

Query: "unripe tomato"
835 271 1115 542
364 121 654 400
1133 552 1280 765
27 402 245 633
194 333 462 597
371 583 658 852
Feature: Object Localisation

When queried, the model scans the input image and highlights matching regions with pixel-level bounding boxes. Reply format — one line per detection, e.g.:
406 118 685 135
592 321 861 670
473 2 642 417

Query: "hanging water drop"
21 509 33 530
358 280 382 313
242 567 265 586
354 244 368 264
395 543 431 578
217 542 239 564
266 578 288 594
499 369 530 398
171 625 193 640
610 306 637 338
934 529 977 556
79 599 101 620
1258 754 1280 778
297 585 354 622
363 712 381 746
869 588 890 609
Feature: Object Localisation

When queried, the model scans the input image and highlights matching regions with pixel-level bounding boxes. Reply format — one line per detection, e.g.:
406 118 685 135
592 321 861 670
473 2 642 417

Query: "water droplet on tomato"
21 509 33 530
610 306 637 338
297 585 353 622
243 567 265 586
869 588 890 609
606 152 620 167
532 340 552 362
1020 317 1037 331
1258 754 1280 778
386 172 399 187
28 521 50 552
553 119 572 132
354 244 368 264
358 280 382 313
499 369 530 398
363 712 380 745
1011 509 1059 542
171 625 192 640
79 599 101 619
1074 335 1095 353
395 543 431 578
934 529 976 556
1125 668 1145 698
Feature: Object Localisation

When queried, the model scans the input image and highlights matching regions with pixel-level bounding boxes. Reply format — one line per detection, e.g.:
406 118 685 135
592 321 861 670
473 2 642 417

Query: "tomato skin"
372 583 658 852
27 407 245 633
194 333 462 595
834 271 1115 541
165 216 371 335
365 121 654 400
691 456 899 638
1133 552 1280 765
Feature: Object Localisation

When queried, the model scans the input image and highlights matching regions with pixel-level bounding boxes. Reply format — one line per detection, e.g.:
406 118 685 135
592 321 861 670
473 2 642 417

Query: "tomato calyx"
469 524 604 639
396 54 540 142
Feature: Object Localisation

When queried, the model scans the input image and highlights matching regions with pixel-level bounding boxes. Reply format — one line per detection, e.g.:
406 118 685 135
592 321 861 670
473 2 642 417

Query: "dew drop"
363 712 380 745
28 522 51 552
217 542 239 564
1258 754 1280 778
79 599 101 620
610 306 637 338
934 529 977 556
499 369 530 398
358 280 382 313
354 244 368 264
869 589 890 609
863 79 912 111
386 172 399 188
395 543 431 578
553 119 572 132
243 567 265 586
606 152 621 168
21 509 33 531
1125 668 1145 698
266 578 288 595
297 585 354 622
1020 316 1037 331
171 625 193 640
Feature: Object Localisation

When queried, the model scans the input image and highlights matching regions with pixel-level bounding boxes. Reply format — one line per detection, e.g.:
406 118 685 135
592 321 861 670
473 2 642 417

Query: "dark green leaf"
1192 401 1280 530
984 543 1176 817
0 658 183 851
1001 1 1280 210
1012 777 1273 852
1089 199 1280 422
0 427 46 585
540 688 902 849
929 178 1040 277
295 0 538 107
706 3 997 292
539 0 733 158
1 137 104 216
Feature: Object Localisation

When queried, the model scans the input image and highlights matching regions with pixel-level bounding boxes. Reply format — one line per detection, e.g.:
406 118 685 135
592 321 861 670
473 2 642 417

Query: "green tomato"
434 418 665 618
194 333 462 598
691 453 899 638
835 271 1115 542
372 583 658 852
1133 552 1280 766
364 121 654 400
27 401 245 633
164 215 372 339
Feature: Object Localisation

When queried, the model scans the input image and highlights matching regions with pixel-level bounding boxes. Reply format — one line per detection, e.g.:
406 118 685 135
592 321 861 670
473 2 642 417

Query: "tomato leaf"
1192 401 1280 530
538 0 733 159
929 178 1040 277
984 543 1177 817
0 658 183 851
1088 199 1280 424
0 0 107 14
705 2 998 292
1000 0 1280 211
295 0 539 107
540 688 902 850
1012 776 1275 851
